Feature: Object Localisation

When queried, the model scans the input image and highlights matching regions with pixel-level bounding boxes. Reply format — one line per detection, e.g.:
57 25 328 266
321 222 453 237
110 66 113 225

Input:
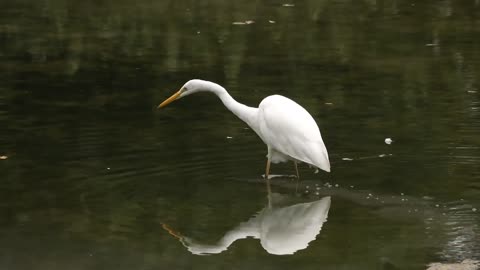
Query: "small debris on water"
401 193 404 196
325 102 333 105
342 157 354 161
385 138 393 145
335 184 339 187
315 191 319 196
268 20 276 24
473 208 477 212
0 155 8 160
282 3 295 7
435 204 440 208
226 136 233 139
107 167 111 170
314 169 319 174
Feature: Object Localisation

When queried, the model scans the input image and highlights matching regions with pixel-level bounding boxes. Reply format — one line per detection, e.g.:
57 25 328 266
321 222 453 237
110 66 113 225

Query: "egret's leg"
294 161 300 179
265 159 271 180
265 159 272 208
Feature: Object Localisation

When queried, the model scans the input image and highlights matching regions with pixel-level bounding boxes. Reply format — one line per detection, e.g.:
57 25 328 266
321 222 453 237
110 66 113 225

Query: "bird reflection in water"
162 182 331 255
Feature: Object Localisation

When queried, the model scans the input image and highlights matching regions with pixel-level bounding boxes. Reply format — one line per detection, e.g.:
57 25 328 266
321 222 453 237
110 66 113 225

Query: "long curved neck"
205 82 259 131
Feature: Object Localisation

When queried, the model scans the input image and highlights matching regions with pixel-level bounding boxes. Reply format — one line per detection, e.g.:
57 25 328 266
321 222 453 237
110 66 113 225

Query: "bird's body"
158 79 330 176
257 95 330 172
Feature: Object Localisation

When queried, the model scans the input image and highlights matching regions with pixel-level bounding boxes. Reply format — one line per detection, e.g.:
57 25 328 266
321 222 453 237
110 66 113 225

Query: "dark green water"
1 0 479 269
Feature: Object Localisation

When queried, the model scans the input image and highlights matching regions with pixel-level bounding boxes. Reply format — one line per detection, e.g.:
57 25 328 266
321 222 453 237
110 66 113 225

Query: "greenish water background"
0 0 479 269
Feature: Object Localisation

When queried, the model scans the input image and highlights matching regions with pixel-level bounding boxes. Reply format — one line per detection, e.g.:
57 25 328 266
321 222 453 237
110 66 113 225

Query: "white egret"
158 79 330 178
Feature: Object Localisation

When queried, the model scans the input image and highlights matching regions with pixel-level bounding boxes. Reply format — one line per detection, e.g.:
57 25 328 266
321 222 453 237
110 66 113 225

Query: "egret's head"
157 79 209 109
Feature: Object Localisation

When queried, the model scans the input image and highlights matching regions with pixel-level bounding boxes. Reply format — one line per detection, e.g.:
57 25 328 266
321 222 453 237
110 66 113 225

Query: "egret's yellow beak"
157 90 182 109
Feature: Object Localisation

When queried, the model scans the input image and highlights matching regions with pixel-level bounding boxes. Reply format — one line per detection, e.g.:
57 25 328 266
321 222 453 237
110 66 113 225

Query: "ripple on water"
434 200 480 261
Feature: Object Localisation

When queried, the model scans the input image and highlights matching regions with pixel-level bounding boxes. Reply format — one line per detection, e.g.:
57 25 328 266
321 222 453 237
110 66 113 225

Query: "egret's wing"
258 95 330 172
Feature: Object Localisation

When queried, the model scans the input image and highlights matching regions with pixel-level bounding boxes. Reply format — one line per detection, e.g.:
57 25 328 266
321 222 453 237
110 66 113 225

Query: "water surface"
1 0 479 269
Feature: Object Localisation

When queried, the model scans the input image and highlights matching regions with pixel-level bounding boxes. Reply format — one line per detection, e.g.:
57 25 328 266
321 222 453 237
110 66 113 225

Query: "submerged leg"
294 161 300 179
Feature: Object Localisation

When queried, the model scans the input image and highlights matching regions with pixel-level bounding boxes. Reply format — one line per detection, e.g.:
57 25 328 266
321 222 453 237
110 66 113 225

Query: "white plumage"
258 95 330 172
158 79 330 176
